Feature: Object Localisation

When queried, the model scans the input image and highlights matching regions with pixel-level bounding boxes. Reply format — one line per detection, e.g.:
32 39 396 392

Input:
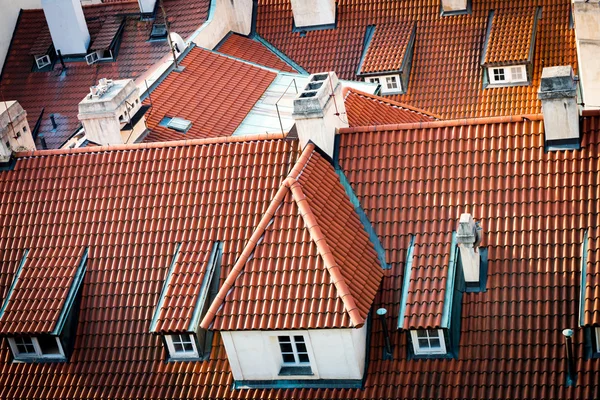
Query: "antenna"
159 0 180 70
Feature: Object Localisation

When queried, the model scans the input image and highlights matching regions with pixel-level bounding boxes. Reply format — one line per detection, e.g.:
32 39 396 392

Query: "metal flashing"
580 230 589 327
356 25 376 76
441 232 458 329
398 236 416 329
253 35 308 74
0 249 29 321
233 378 363 390
150 243 182 333
52 247 89 335
188 242 223 332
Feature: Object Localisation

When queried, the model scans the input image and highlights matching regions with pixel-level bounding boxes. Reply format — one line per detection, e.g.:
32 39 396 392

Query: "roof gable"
358 22 416 75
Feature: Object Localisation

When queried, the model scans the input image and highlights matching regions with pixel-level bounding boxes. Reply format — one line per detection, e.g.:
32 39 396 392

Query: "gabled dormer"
199 144 384 389
85 17 126 65
357 22 417 95
150 242 222 362
481 7 542 87
0 247 88 362
29 24 55 72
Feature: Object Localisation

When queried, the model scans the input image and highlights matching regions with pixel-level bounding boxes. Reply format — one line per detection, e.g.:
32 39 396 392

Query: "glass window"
170 334 195 354
386 76 399 89
410 329 447 355
14 337 36 355
37 335 61 355
368 77 380 85
510 66 524 81
278 335 310 365
493 68 506 82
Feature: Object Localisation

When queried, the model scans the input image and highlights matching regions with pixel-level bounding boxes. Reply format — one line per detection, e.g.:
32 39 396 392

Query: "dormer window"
150 24 168 41
278 335 312 375
29 25 55 72
159 116 192 133
86 17 126 65
35 55 52 70
410 329 447 355
8 335 65 361
165 333 200 359
488 65 527 85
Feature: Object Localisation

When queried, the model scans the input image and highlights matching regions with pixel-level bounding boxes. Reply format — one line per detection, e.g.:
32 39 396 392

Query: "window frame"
35 55 51 69
365 73 402 94
278 335 310 366
165 333 199 359
7 336 65 361
410 329 447 355
487 65 528 85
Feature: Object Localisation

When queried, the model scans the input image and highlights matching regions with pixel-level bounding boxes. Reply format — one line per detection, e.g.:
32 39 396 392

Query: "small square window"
14 337 36 355
367 77 380 85
150 24 168 40
278 335 310 366
8 336 65 361
386 76 399 89
165 333 199 359
410 329 447 355
493 68 506 82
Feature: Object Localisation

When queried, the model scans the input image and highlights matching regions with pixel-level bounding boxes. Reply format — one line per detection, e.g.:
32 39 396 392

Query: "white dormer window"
165 333 199 359
366 74 402 94
278 335 310 365
8 336 65 361
410 329 447 355
488 65 527 85
35 55 51 69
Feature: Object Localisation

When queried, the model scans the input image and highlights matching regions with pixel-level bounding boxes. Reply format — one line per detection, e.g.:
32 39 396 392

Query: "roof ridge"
14 133 288 159
339 114 544 134
343 87 442 120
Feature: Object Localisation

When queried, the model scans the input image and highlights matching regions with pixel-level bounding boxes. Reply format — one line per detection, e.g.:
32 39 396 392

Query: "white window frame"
7 336 65 361
35 55 51 69
165 333 199 359
410 329 447 355
488 65 527 85
85 52 100 65
365 73 402 94
277 335 310 366
596 327 600 353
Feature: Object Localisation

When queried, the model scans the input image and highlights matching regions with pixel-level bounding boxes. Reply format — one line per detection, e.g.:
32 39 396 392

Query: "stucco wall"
222 326 367 382
0 0 42 76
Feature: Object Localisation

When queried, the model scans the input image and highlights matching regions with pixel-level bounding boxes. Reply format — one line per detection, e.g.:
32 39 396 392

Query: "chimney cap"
562 328 574 337
376 308 388 316
539 66 577 100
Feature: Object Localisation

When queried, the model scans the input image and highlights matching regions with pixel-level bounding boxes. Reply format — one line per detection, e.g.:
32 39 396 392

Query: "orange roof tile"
0 0 210 149
256 0 577 119
204 145 383 330
359 22 415 75
0 247 85 335
483 8 538 66
142 47 278 143
217 33 298 73
583 227 600 326
344 87 438 126
400 233 452 330
90 17 124 50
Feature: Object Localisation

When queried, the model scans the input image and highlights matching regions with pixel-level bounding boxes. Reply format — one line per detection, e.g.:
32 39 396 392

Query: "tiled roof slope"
256 0 577 119
401 233 452 330
483 7 537 66
583 227 600 326
337 114 600 399
142 47 277 143
344 87 438 126
0 247 84 335
0 0 210 149
359 22 415 75
216 34 298 73
205 145 383 330
152 241 214 333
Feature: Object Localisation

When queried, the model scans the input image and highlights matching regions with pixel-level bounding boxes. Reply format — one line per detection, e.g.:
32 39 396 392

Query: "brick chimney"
441 0 469 14
290 0 336 28
41 0 90 56
292 72 348 158
538 66 580 150
456 213 483 286
571 0 600 111
78 79 146 145
0 101 36 163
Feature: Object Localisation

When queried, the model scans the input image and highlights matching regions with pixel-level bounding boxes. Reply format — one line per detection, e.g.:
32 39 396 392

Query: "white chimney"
456 213 482 286
42 0 90 56
538 66 580 150
292 72 348 158
441 0 469 14
571 0 600 111
0 101 36 163
138 0 157 14
78 79 146 145
290 0 336 28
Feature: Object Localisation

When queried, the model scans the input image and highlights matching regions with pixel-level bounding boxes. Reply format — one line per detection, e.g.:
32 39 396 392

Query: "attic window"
150 24 168 41
488 65 527 85
35 55 52 70
8 335 65 361
366 74 402 95
160 117 192 133
165 334 200 359
277 335 313 376
410 329 447 355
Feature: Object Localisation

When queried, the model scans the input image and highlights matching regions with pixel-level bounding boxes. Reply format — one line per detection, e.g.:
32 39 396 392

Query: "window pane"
15 337 36 354
279 343 293 353
278 336 290 343
296 342 307 353
182 342 194 352
418 338 430 348
416 330 428 338
298 353 310 363
429 338 441 349
173 343 184 352
282 353 295 363
180 335 193 345
293 336 305 343
37 336 61 355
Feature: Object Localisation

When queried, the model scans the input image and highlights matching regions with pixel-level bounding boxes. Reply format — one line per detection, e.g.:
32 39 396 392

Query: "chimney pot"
457 213 483 286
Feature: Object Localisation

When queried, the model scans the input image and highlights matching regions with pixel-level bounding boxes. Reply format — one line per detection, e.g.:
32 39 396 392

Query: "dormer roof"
201 144 384 331
357 22 416 76
89 17 125 51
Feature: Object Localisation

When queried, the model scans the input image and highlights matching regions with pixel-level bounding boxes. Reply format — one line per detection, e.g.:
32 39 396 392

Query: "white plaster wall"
541 97 580 141
0 0 42 76
572 1 600 110
290 0 335 28
441 0 468 12
223 326 367 382
192 0 253 50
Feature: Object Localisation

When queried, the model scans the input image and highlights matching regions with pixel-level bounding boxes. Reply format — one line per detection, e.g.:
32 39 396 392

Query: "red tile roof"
256 0 577 119
400 233 451 330
90 17 125 51
0 0 210 149
344 87 438 126
0 247 85 335
483 7 538 66
583 227 600 326
142 47 277 143
358 22 415 75
217 33 297 73
203 144 383 330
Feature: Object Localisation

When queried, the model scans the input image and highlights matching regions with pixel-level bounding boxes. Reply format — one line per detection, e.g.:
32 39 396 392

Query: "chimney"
441 0 469 14
138 0 157 15
538 66 580 150
562 329 577 386
456 213 483 286
0 101 36 163
290 0 336 28
78 79 145 145
571 0 600 111
292 72 348 158
41 0 90 56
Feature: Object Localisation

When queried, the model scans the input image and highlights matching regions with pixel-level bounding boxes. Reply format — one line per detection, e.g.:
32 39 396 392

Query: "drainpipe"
562 329 576 386
377 308 393 360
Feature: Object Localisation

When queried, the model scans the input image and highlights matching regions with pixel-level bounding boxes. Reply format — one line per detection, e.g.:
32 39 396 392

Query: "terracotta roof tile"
583 227 600 326
0 247 85 335
206 145 383 330
0 0 210 149
344 87 438 126
217 33 297 73
28 24 53 56
90 17 125 50
256 0 577 119
483 8 538 66
142 47 277 143
359 22 415 75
